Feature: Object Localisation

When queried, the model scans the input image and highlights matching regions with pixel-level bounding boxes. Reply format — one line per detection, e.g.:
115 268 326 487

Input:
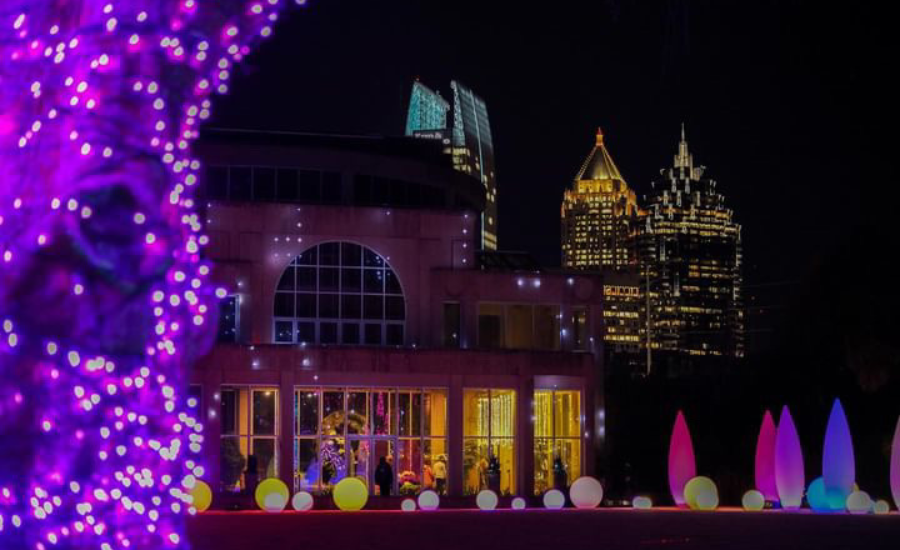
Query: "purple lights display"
774 406 804 510
821 399 855 511
0 1 294 548
753 410 778 503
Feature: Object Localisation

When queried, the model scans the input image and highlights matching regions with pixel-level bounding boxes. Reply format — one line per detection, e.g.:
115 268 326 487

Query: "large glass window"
274 242 405 346
294 387 447 496
442 302 461 348
220 387 279 492
477 304 561 351
534 390 582 495
463 389 516 495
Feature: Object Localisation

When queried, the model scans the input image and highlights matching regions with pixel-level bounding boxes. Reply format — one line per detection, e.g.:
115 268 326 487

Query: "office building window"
477 304 561 351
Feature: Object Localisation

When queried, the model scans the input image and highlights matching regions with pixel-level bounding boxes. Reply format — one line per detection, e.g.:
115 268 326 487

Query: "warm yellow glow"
684 477 718 511
190 480 212 513
255 478 289 512
333 477 368 511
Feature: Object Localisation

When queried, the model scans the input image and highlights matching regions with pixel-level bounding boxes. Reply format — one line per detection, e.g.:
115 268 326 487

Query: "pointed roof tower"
574 127 626 183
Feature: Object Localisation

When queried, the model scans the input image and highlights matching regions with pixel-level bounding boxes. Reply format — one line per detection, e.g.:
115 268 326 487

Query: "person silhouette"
374 456 393 497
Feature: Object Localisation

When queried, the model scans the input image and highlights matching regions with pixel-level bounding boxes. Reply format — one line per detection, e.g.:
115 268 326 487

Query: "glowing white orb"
569 476 604 509
401 498 417 512
873 500 890 515
742 490 765 511
846 491 872 515
543 489 565 510
291 491 314 511
264 492 287 513
633 496 653 510
417 490 440 511
511 497 527 510
476 490 498 510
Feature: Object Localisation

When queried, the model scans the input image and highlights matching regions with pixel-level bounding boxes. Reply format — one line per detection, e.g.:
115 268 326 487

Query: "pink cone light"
668 410 696 507
775 406 805 509
822 399 855 510
754 410 779 502
891 416 900 511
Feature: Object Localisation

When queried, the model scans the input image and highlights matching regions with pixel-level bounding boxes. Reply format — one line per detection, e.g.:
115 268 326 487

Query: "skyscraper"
638 126 744 363
405 80 498 250
561 129 643 357
561 128 640 270
404 80 450 139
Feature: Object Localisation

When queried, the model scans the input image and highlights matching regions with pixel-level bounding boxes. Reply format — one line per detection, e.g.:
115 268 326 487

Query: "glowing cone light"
668 410 696 507
774 406 805 509
822 399 855 511
754 410 779 503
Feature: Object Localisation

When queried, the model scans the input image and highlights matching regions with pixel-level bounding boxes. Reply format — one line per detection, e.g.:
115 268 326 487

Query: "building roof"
574 128 626 183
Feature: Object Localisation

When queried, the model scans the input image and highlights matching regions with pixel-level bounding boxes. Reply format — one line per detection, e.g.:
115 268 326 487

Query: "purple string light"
0 1 297 548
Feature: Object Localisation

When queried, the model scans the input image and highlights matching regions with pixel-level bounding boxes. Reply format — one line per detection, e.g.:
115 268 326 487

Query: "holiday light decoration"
742 490 765 511
291 491 314 512
775 406 805 509
255 478 289 512
476 490 498 511
873 500 890 515
754 410 779 503
569 476 603 509
684 477 718 511
632 496 653 510
189 480 213 513
822 399 855 511
0 1 296 548
891 416 900 511
668 410 696 507
400 498 416 512
333 478 368 511
845 491 872 515
806 477 831 513
543 489 565 510
511 497 526 510
417 490 439 511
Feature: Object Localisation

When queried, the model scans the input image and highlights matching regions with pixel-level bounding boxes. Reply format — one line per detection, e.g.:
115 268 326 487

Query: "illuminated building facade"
637 126 745 361
561 129 644 358
561 128 641 271
405 80 499 250
192 129 604 503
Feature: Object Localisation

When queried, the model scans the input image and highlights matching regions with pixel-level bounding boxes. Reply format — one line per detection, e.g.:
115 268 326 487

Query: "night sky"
211 0 895 286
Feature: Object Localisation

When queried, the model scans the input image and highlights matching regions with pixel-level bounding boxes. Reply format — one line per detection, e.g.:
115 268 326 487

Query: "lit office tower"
638 126 745 361
451 81 498 250
561 128 640 270
405 80 498 250
405 80 450 138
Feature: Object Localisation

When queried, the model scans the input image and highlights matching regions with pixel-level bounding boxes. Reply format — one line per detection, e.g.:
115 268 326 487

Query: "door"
370 438 396 495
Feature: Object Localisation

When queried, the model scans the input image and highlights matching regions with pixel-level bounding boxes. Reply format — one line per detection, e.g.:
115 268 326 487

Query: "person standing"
433 455 447 495
374 456 393 497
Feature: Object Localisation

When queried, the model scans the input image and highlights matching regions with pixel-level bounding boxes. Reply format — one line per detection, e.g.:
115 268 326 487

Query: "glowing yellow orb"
569 476 604 509
255 478 289 512
684 476 718 511
742 490 765 511
333 477 368 511
511 497 527 510
401 498 417 512
633 496 653 510
846 491 872 515
417 490 440 511
476 489 498 510
189 480 212 513
873 500 890 515
292 491 314 511
543 489 566 510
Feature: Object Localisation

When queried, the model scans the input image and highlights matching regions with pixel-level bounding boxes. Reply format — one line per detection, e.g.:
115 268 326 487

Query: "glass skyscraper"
405 79 498 250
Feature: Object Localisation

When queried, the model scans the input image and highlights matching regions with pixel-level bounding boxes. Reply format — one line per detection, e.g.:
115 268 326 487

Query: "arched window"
273 242 405 346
